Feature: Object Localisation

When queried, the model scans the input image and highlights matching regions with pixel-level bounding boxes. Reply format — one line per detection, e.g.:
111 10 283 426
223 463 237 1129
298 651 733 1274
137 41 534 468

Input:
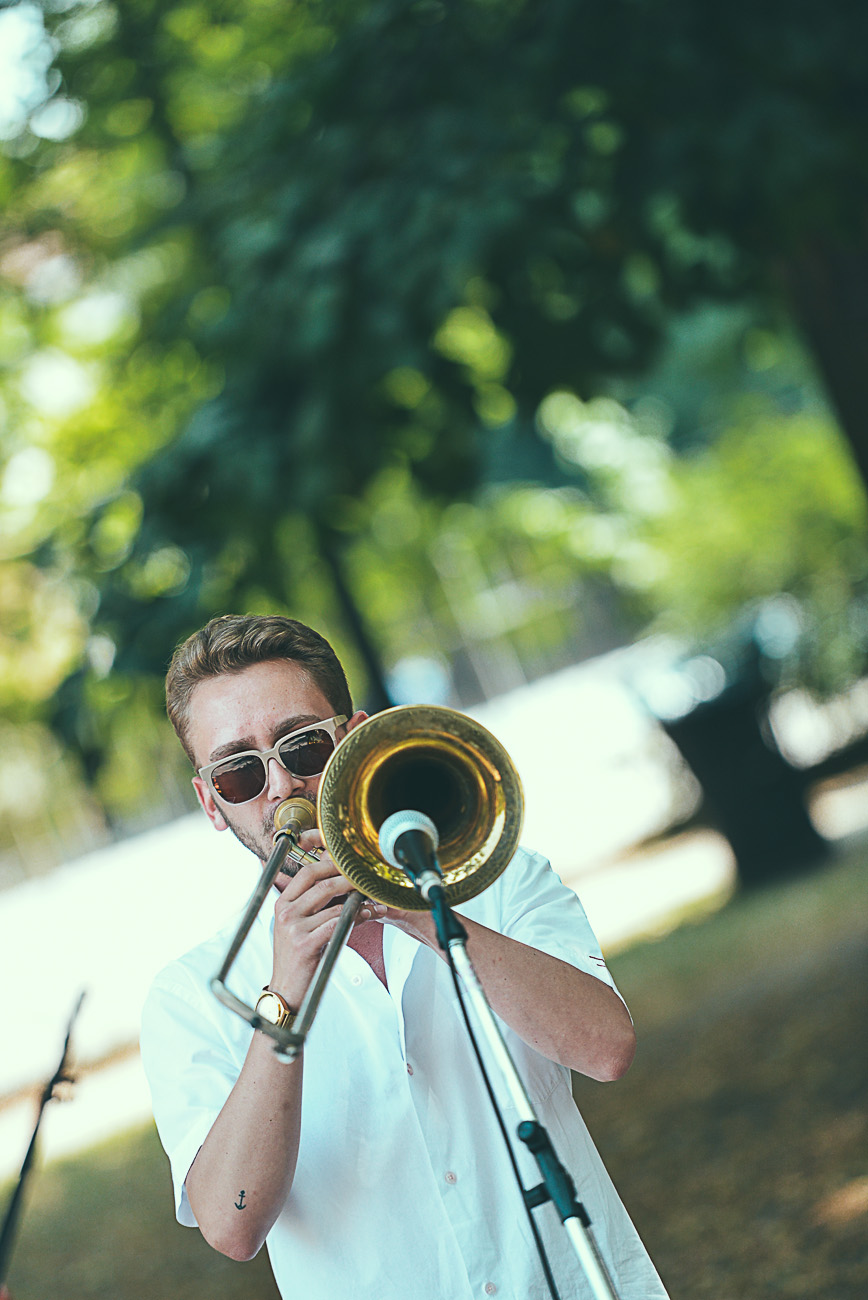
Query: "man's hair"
166 613 353 763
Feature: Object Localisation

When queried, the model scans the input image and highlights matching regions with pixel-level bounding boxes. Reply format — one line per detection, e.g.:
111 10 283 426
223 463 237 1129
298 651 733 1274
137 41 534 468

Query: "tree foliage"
1 0 867 818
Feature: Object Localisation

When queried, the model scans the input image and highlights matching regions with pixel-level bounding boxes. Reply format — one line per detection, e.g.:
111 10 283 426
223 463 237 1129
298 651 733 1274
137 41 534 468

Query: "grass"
3 835 867 1299
2 1124 280 1299
575 835 868 1299
604 830 867 1030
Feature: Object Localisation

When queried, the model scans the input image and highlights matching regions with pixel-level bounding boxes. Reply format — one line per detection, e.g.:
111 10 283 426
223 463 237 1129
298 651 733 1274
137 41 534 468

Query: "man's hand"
270 836 385 1008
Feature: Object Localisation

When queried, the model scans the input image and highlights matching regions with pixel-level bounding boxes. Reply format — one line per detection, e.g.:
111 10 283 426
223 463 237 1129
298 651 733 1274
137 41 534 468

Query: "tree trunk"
781 240 868 494
316 527 394 715
655 644 828 888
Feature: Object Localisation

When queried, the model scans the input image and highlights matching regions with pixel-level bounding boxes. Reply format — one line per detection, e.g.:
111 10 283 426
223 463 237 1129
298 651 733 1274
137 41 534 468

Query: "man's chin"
221 813 274 870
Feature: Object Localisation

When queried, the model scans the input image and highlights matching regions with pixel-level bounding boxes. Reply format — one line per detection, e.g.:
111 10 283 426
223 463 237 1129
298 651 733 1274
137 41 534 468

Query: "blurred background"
0 0 866 1295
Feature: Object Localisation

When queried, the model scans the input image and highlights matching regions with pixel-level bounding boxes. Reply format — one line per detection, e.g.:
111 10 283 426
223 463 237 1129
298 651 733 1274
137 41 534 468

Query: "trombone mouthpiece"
273 794 317 839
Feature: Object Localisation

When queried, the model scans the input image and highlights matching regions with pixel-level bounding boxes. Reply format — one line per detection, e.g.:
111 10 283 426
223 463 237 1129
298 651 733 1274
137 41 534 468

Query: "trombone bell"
318 704 524 911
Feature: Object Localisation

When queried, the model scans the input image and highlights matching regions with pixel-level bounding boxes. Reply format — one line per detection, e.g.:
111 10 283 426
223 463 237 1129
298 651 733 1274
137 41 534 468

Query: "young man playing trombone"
141 614 668 1300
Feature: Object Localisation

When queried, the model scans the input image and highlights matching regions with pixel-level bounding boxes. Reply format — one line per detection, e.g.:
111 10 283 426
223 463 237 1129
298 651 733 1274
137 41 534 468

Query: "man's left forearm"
386 911 636 1081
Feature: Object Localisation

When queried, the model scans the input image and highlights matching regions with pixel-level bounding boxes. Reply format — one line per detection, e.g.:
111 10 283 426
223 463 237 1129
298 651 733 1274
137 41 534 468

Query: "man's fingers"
277 858 343 904
276 877 353 922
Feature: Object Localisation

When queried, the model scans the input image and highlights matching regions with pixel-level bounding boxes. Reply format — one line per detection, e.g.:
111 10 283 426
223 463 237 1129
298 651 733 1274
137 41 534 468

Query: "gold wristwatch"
254 987 297 1030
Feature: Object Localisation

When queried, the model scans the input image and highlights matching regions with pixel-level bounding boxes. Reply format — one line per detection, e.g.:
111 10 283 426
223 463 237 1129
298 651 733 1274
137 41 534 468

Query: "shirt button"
351 974 362 986
484 1285 497 1296
444 1171 457 1185
406 1063 414 1075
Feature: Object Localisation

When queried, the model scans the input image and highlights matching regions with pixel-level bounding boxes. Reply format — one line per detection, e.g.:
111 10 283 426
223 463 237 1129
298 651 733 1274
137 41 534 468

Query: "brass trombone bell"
315 704 524 911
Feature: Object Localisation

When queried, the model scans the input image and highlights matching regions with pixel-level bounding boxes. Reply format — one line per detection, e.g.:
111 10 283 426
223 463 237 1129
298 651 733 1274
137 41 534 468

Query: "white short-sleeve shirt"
140 846 668 1300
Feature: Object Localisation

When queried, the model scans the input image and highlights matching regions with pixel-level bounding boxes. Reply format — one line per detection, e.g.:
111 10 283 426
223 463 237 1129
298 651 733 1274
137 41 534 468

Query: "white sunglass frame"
197 714 348 804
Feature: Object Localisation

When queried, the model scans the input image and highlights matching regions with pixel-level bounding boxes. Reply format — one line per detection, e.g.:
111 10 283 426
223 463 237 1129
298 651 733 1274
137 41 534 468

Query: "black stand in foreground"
0 991 85 1295
429 891 621 1300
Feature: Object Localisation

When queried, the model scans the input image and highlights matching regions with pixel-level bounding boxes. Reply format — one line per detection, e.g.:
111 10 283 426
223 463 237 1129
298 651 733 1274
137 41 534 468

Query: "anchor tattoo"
235 1190 247 1210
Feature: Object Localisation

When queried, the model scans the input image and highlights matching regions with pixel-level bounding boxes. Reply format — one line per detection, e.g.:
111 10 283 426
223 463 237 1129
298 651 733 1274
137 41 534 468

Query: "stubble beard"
220 795 316 878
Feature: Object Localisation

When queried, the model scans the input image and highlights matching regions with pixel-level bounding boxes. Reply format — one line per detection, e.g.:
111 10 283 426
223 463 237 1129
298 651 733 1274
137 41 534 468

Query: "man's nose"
264 756 305 799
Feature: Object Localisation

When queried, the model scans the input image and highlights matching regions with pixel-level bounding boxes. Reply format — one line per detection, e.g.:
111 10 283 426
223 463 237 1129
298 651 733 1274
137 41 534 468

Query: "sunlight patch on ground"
813 1177 868 1228
576 830 737 955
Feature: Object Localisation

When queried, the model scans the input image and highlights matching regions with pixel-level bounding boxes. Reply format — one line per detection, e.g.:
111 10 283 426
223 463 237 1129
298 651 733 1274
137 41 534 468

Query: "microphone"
378 810 443 901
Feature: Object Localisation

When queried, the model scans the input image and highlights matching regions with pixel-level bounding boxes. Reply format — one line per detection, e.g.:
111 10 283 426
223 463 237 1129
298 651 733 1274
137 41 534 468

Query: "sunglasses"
198 715 348 806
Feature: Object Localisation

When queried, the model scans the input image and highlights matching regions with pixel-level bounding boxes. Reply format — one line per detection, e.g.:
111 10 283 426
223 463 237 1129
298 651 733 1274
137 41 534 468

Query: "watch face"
256 992 283 1025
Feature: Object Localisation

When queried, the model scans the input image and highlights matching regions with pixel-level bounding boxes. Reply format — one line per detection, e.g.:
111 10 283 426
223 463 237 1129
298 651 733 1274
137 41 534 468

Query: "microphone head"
378 809 439 869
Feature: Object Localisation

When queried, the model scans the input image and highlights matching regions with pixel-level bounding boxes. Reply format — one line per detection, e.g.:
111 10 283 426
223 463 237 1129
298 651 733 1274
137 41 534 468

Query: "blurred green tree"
1 0 866 830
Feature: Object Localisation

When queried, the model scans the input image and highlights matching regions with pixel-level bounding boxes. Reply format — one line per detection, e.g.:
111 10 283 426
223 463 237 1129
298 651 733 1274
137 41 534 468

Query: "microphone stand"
0 991 85 1295
428 888 621 1300
379 811 620 1299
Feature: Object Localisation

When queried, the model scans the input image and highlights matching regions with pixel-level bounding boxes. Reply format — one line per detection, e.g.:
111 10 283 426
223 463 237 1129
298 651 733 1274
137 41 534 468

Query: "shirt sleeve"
140 964 248 1226
488 846 625 1002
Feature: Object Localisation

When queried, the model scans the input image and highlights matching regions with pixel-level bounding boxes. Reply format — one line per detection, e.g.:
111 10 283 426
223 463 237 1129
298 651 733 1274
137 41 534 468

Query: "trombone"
211 704 523 1058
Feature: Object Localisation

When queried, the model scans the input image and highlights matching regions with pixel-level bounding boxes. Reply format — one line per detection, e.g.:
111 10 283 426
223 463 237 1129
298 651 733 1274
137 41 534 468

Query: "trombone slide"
209 822 302 1053
210 797 367 1060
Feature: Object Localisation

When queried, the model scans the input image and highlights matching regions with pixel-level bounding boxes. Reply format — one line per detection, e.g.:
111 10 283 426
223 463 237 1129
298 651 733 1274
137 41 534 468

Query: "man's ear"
341 710 368 737
192 775 230 832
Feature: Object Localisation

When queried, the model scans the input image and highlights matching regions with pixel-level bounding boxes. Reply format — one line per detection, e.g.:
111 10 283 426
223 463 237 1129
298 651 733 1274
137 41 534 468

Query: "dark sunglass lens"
279 730 335 777
212 755 267 804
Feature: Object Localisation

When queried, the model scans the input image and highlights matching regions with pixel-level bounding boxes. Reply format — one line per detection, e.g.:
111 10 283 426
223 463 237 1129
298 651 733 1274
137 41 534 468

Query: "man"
141 613 668 1299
